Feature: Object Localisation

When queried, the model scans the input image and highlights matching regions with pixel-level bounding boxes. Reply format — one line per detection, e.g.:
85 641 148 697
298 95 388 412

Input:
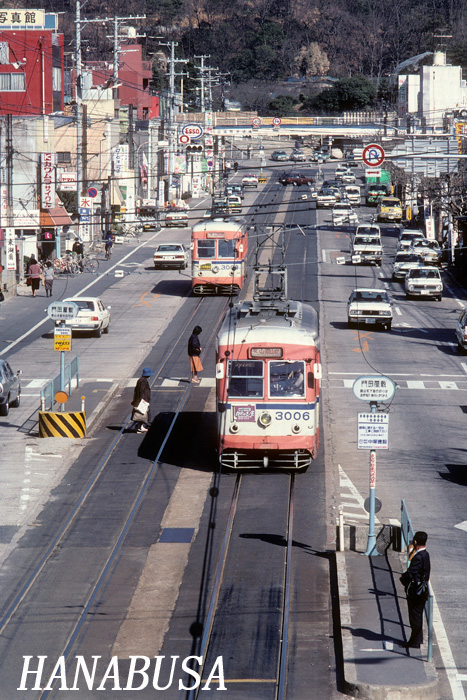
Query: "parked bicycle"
53 254 80 276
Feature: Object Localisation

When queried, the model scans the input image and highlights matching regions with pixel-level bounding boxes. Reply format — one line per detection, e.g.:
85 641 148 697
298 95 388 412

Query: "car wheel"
0 397 9 417
347 319 354 328
437 295 442 302
458 342 466 354
103 321 110 334
10 390 20 408
386 322 392 331
95 327 102 338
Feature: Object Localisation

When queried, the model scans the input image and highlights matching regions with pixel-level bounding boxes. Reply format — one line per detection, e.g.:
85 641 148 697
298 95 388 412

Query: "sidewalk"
337 539 439 700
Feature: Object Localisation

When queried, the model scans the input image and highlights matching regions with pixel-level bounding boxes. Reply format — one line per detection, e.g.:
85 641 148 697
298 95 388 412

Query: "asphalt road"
1 154 465 700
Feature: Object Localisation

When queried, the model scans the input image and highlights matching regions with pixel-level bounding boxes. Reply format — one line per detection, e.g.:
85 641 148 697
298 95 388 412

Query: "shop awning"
40 206 73 227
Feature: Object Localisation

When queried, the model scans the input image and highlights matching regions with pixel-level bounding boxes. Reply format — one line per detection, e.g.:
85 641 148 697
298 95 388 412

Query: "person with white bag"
130 367 153 433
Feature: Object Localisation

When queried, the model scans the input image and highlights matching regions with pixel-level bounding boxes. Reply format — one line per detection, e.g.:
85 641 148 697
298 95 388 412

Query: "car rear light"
91 316 98 321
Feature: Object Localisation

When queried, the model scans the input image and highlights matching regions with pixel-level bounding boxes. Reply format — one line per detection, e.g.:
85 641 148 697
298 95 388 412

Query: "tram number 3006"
275 411 311 421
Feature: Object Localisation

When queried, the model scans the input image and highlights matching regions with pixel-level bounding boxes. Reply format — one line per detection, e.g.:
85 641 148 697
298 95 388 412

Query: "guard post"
352 375 395 556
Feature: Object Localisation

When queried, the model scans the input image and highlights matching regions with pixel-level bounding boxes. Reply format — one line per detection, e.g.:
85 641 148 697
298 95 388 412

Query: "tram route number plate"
233 405 255 422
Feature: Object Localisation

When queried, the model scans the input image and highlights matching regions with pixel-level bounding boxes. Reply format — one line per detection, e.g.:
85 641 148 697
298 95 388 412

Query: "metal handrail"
40 356 79 411
400 499 433 661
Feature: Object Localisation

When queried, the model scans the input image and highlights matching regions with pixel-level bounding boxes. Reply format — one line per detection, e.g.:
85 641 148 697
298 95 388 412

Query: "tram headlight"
230 423 239 433
212 265 218 274
259 412 272 427
292 424 301 434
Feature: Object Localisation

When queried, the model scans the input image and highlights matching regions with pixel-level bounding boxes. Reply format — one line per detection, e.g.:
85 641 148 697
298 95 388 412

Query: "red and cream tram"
216 297 321 470
191 218 249 295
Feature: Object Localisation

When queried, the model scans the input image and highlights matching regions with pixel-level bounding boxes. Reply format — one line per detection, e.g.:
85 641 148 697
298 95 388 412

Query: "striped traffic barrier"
38 411 86 438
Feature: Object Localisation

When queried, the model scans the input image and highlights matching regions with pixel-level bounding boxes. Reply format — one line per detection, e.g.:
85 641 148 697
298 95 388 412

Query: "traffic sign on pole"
362 143 385 167
179 134 190 144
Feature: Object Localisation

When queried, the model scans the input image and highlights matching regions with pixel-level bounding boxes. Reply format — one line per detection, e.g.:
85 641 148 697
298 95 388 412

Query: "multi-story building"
0 9 64 116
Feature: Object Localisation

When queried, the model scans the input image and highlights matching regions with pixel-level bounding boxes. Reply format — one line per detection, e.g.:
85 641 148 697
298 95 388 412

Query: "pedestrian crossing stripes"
333 378 467 391
21 377 216 393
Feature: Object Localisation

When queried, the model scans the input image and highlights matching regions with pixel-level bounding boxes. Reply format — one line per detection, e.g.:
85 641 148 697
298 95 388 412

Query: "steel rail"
277 473 295 700
0 295 207 636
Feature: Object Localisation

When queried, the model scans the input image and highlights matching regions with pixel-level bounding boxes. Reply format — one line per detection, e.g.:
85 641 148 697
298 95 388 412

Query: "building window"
0 42 9 65
52 66 61 92
0 73 25 91
57 152 71 164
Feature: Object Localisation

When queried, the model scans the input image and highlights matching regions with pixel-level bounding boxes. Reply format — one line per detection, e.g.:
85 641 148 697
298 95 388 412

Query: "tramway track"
185 471 296 700
0 295 237 687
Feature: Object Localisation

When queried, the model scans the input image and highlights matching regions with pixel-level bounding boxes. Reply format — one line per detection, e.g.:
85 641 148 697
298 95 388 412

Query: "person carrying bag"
130 367 153 433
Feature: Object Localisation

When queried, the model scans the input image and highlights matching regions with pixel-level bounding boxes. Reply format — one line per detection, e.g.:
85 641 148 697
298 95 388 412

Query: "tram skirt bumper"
38 411 86 438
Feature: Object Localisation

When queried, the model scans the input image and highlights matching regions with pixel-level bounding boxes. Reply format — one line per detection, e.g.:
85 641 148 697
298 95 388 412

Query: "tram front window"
197 240 216 258
228 361 263 398
269 361 305 397
218 239 236 258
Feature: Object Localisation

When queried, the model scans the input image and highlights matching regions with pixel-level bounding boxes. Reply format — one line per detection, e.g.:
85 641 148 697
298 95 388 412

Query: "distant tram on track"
191 218 249 295
216 244 321 470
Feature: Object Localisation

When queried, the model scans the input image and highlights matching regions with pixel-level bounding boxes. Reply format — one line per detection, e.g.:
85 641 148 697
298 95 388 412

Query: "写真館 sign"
352 375 396 402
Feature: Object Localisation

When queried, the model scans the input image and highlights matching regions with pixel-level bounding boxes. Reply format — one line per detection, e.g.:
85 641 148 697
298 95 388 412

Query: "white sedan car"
153 243 190 270
59 297 111 337
347 288 393 331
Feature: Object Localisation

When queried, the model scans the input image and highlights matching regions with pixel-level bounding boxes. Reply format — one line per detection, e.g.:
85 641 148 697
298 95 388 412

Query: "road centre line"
0 231 162 358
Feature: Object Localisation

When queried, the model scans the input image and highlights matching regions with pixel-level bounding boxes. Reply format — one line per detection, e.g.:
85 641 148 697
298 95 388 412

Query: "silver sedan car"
0 359 21 416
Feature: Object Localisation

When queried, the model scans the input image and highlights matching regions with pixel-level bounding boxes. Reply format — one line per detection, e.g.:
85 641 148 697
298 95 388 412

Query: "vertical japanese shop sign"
41 153 56 209
5 227 16 270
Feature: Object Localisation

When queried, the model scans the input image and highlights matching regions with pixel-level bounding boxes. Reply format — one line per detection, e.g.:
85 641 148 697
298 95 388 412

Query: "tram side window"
269 361 305 398
228 361 263 398
197 240 216 258
218 239 236 258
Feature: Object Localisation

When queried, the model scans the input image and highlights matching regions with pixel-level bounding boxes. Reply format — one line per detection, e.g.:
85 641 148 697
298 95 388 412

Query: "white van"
344 185 361 206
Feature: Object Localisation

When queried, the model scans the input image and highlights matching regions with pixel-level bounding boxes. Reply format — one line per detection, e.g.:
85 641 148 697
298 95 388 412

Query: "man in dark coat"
399 531 431 648
130 367 153 433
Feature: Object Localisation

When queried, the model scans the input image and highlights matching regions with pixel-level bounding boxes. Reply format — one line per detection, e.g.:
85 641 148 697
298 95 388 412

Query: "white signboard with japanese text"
358 413 389 450
0 9 46 29
5 227 16 270
40 152 56 209
352 375 396 402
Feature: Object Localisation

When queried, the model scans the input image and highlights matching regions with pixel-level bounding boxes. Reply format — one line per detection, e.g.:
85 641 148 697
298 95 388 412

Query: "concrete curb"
336 551 439 700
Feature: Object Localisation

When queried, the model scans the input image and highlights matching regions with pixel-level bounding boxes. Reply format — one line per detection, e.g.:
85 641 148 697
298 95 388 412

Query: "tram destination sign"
352 375 396 402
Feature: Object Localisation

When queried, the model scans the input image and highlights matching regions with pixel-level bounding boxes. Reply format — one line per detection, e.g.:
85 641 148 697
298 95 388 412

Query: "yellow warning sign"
54 327 72 351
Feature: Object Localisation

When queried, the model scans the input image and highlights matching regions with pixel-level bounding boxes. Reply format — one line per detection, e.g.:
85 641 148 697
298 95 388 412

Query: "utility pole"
194 55 210 112
159 41 187 203
74 4 146 222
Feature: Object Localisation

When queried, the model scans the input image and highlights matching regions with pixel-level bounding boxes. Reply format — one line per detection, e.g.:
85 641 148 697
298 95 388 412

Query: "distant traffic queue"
191 218 249 295
216 296 321 470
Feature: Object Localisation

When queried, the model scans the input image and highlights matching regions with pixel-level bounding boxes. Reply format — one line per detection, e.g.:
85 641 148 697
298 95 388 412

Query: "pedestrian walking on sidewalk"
27 257 42 297
188 326 203 383
129 367 153 433
399 531 431 649
44 261 54 297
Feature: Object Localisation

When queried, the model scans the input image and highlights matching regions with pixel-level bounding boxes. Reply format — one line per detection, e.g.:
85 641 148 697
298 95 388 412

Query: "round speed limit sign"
272 117 281 126
252 117 262 127
182 123 203 140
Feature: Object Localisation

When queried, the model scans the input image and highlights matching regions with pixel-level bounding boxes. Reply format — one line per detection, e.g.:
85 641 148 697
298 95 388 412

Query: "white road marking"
394 306 402 315
454 521 467 532
432 591 466 700
0 231 163 358
406 380 426 389
461 363 467 375
439 381 458 390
